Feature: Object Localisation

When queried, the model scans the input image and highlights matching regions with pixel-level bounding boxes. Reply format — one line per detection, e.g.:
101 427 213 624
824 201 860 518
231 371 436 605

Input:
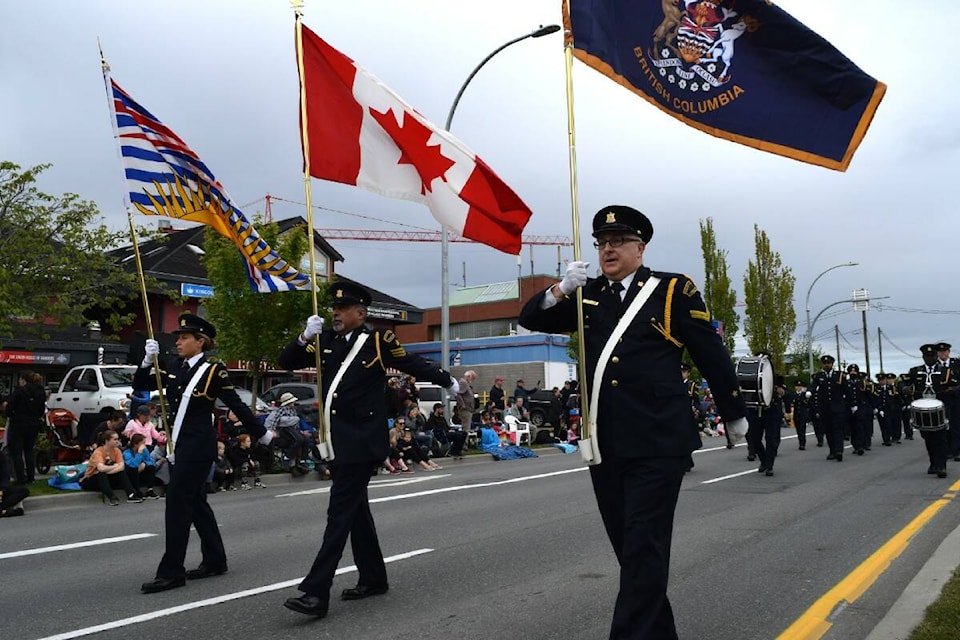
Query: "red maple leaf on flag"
368 107 456 195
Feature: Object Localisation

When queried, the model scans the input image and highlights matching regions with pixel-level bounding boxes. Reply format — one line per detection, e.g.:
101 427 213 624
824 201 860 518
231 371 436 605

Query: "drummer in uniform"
936 342 960 462
896 373 915 441
874 373 900 446
844 364 874 455
812 354 848 461
907 344 950 478
745 368 786 476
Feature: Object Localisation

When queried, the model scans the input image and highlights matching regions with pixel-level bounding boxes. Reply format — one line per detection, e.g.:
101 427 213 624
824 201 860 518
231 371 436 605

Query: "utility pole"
878 327 884 374
835 325 841 365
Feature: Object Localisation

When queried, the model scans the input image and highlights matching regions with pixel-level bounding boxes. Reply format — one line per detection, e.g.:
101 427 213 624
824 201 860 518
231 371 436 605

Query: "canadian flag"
298 24 532 255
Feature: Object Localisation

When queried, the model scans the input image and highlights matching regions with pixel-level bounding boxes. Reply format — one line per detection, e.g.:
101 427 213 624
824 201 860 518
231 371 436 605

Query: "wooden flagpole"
562 21 599 465
99 41 173 456
292 2 332 461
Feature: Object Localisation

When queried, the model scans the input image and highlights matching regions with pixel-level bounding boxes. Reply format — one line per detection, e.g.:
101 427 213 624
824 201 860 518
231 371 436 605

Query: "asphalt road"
3 430 960 640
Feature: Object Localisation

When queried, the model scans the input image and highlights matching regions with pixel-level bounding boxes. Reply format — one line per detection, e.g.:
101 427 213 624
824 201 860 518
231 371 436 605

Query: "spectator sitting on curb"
213 441 236 491
266 393 310 476
228 434 265 489
80 429 142 506
123 433 159 499
397 427 442 471
407 405 433 453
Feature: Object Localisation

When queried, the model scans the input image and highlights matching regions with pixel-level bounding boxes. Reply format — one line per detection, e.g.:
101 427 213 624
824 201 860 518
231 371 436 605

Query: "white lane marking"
0 534 158 560
369 467 586 504
35 548 434 640
276 474 452 498
701 469 760 484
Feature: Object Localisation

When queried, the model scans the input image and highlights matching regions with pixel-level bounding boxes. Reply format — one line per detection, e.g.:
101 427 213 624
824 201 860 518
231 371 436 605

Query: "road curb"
865 520 960 640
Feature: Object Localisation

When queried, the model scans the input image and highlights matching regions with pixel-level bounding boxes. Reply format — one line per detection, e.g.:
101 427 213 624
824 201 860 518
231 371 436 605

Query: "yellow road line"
777 478 960 640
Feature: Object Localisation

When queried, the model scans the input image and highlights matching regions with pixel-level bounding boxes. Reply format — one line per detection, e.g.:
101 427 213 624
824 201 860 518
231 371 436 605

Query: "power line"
879 329 919 359
875 303 960 316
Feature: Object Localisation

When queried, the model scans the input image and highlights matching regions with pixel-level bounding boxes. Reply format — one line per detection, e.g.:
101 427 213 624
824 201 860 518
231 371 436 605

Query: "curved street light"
440 24 561 398
806 262 858 375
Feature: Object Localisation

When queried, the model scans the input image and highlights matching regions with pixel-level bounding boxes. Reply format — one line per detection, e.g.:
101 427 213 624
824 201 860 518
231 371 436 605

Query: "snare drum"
910 398 948 431
736 356 774 408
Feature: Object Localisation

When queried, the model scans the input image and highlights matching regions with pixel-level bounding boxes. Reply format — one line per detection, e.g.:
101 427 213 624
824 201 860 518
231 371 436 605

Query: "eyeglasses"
592 236 642 249
396 421 405 426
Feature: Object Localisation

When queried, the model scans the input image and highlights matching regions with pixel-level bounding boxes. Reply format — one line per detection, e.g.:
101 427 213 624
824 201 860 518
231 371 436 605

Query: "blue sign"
181 283 214 298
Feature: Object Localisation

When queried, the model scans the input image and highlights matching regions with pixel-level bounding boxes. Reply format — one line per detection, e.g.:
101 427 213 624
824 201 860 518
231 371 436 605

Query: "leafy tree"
201 219 324 401
742 224 796 373
699 218 739 354
0 161 159 344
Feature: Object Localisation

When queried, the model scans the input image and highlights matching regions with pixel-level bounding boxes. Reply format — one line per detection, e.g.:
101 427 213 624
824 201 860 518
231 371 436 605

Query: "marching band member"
907 344 950 478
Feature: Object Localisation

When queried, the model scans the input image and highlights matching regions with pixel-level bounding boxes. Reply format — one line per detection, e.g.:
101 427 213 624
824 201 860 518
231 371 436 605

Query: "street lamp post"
806 262 857 375
439 24 560 401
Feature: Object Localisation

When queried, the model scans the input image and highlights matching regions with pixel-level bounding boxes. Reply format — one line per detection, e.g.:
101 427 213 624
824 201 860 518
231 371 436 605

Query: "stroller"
35 408 85 475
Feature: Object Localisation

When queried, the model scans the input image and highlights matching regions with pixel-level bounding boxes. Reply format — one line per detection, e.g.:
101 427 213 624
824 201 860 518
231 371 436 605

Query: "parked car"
525 389 563 434
414 382 459 424
260 382 320 427
47 365 136 433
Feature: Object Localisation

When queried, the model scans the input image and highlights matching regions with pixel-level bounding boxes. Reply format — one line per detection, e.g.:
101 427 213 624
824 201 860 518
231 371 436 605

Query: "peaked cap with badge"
591 205 654 243
921 343 938 355
172 313 217 340
820 354 835 364
936 342 952 351
331 281 372 307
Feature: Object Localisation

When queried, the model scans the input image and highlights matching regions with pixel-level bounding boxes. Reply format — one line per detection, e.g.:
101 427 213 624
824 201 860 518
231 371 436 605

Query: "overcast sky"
2 1 955 375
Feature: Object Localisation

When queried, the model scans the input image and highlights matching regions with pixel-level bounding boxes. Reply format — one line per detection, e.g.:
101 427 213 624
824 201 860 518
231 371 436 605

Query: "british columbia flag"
110 78 312 292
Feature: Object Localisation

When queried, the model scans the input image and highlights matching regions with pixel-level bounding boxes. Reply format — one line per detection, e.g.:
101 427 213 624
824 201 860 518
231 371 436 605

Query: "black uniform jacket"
518 266 745 458
908 364 950 401
812 369 848 414
134 356 264 463
278 326 453 465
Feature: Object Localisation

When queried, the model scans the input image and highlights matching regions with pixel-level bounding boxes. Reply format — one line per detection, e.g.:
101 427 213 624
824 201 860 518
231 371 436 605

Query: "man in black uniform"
136 314 265 593
935 342 960 461
812 354 848 461
792 379 812 450
746 372 786 476
844 363 874 455
874 373 900 446
280 282 458 618
908 344 950 477
518 205 747 640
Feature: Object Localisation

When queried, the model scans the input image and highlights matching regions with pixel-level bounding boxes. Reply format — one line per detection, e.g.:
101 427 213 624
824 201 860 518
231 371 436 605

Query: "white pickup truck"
47 364 137 426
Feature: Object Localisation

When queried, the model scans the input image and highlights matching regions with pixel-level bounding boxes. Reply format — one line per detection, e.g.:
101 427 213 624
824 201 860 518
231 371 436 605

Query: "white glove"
879 411 885 418
302 315 324 341
448 378 461 395
804 391 812 399
851 405 858 414
726 417 748 444
141 339 160 368
873 408 878 415
558 261 589 295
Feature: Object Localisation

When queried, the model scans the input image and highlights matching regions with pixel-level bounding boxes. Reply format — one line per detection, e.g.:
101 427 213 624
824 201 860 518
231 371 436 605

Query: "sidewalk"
865 520 960 640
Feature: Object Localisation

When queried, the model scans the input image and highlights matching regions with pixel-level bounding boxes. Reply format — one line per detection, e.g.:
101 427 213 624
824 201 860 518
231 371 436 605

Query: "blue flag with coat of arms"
563 0 886 171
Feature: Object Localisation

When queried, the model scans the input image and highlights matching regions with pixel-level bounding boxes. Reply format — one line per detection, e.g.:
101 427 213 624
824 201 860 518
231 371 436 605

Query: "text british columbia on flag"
110 79 311 292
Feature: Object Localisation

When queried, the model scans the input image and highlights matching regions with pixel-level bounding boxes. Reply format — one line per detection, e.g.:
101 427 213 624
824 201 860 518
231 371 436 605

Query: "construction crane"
249 194 573 247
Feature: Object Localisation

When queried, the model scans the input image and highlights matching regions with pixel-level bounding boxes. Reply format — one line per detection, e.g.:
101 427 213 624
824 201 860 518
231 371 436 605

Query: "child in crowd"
123 433 159 499
213 441 235 491
228 434 265 490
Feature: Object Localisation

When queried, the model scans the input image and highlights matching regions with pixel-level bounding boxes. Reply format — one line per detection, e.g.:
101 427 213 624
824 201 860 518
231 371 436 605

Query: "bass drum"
736 356 774 408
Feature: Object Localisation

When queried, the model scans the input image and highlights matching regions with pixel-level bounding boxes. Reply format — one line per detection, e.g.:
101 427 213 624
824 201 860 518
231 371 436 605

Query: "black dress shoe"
141 576 186 593
937 469 948 479
817 441 824 447
747 454 756 462
856 449 864 456
341 583 389 600
757 465 767 473
927 465 936 474
835 454 843 462
765 469 774 477
186 564 228 580
799 446 805 451
826 453 836 460
284 595 329 617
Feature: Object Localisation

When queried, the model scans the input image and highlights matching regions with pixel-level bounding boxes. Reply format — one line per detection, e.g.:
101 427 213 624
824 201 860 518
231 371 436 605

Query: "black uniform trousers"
822 410 847 457
810 413 825 446
747 411 781 471
589 455 687 640
849 409 872 451
879 411 898 444
920 429 949 471
901 406 914 440
945 398 960 458
156 460 226 579
299 462 387 599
